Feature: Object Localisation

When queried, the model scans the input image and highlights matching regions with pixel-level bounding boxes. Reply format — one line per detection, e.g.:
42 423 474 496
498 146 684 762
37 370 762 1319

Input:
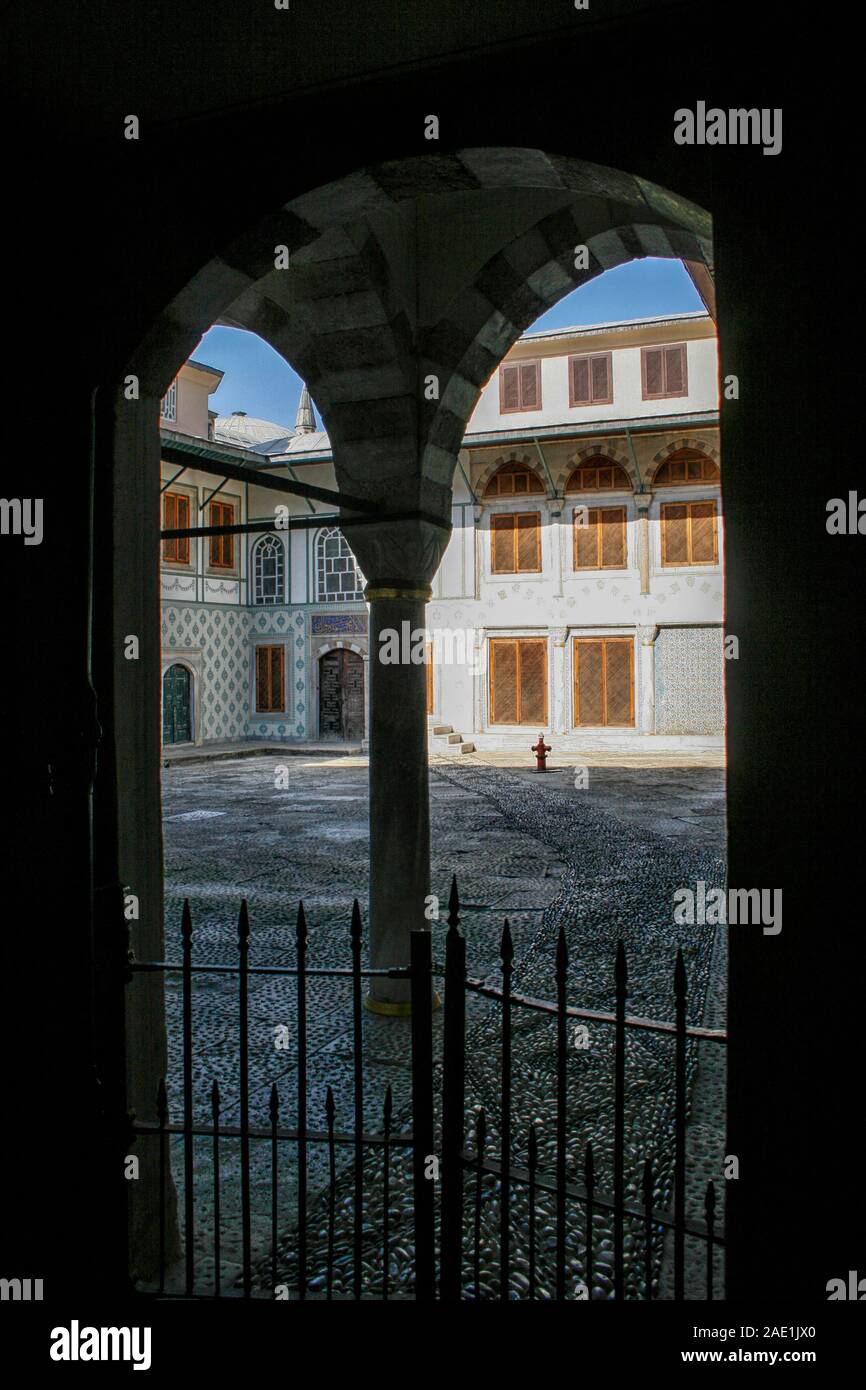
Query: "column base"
363 992 442 1017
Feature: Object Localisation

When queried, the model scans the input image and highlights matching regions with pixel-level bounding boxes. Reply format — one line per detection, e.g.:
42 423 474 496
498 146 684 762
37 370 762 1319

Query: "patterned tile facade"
655 626 725 735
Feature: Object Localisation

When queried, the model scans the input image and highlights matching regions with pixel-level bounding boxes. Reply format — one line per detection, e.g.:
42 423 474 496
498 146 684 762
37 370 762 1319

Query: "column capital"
638 624 660 646
634 491 653 512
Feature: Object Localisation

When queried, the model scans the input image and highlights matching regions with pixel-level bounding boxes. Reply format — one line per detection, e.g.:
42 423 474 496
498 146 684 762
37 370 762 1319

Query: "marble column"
551 627 569 736
635 492 653 596
342 516 450 1014
638 624 660 734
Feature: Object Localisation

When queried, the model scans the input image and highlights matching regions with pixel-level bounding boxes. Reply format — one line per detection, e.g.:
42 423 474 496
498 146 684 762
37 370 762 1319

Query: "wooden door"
573 637 634 726
162 663 192 744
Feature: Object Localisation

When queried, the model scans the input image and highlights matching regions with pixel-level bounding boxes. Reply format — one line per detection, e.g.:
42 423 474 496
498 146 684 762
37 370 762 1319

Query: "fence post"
410 929 435 1301
440 877 465 1301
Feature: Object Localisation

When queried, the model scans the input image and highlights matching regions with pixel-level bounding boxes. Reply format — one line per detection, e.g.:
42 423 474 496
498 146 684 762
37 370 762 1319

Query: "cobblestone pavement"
158 754 726 1298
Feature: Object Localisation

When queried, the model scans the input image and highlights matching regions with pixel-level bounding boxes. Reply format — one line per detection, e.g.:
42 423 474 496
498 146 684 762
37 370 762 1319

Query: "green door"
163 663 192 745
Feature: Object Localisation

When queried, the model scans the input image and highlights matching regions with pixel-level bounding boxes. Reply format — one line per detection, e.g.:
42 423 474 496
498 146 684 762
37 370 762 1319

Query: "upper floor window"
162 491 190 564
499 360 541 413
483 462 545 498
660 500 718 566
652 448 720 486
316 526 364 602
569 352 613 407
565 457 631 492
491 512 541 573
641 343 688 400
160 379 177 423
208 500 235 570
252 534 285 605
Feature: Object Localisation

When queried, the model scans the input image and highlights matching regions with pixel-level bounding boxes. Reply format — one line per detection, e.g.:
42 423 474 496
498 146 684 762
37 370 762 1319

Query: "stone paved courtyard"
156 751 726 1298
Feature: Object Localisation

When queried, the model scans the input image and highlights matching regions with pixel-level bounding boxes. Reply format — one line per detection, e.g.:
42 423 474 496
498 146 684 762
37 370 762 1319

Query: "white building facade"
160 310 724 753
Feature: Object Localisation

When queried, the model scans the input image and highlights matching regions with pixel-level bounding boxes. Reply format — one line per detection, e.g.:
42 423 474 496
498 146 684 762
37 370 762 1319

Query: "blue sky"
195 257 703 430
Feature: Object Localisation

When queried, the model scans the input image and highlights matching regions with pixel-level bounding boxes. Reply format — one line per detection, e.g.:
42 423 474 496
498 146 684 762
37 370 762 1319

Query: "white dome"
213 413 294 450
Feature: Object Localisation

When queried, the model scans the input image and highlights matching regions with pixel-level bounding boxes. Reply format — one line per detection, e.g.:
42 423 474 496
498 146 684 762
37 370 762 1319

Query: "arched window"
652 448 720 486
483 461 545 498
316 526 364 602
252 534 285 605
564 456 632 492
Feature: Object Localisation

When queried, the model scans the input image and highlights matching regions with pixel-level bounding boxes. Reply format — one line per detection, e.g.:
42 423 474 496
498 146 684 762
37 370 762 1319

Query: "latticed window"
569 352 613 406
255 645 285 713
499 360 541 412
315 527 364 602
252 534 285 605
489 638 547 725
160 379 177 422
490 512 541 573
483 462 544 498
573 637 634 727
661 500 718 566
565 458 631 492
641 343 688 399
208 500 235 569
653 449 720 485
573 506 627 570
162 491 190 564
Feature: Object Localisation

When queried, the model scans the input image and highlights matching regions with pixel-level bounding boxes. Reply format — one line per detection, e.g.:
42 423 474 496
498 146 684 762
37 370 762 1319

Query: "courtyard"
156 750 726 1298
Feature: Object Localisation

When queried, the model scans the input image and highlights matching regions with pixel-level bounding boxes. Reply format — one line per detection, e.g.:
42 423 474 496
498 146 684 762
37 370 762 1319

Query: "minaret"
294 383 316 434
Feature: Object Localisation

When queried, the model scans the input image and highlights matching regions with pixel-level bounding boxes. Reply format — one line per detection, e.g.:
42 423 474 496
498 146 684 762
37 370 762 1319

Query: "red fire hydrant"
531 732 551 772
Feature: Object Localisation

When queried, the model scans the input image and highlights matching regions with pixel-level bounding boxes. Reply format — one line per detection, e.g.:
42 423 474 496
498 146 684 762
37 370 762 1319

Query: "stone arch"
649 436 721 470
317 640 365 658
556 442 636 493
475 453 547 499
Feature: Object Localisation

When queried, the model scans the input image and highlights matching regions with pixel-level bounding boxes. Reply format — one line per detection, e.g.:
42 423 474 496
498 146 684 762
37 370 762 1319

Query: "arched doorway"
162 663 192 745
319 648 365 740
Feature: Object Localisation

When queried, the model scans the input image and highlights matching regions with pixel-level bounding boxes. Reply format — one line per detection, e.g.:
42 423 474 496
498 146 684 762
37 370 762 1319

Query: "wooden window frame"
254 643 286 714
162 490 191 565
489 637 549 726
572 636 635 728
425 642 433 715
660 499 719 567
208 499 236 570
568 351 613 407
483 463 545 498
499 359 542 413
653 452 720 486
573 505 628 571
490 511 542 574
640 343 689 401
564 460 632 493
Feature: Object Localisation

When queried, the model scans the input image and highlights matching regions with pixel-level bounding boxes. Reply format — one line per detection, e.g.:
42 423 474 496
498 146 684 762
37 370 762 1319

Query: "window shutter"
575 641 604 725
600 507 626 567
664 344 686 394
571 356 590 404
519 362 539 409
270 648 284 711
501 365 520 411
591 353 610 401
662 503 689 565
574 508 599 569
604 640 633 724
425 643 433 714
176 495 190 563
516 513 540 571
519 641 547 724
256 647 268 712
689 501 716 563
491 640 518 723
491 514 515 572
643 347 664 397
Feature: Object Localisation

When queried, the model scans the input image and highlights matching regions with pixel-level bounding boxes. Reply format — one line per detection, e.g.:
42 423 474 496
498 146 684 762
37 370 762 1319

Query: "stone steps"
429 724 475 756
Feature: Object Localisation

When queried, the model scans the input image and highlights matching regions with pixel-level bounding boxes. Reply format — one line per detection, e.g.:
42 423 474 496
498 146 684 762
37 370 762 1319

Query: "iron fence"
126 877 726 1299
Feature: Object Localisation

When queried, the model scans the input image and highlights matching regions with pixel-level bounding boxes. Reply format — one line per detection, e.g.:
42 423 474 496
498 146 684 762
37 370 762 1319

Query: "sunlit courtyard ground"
158 750 726 1298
